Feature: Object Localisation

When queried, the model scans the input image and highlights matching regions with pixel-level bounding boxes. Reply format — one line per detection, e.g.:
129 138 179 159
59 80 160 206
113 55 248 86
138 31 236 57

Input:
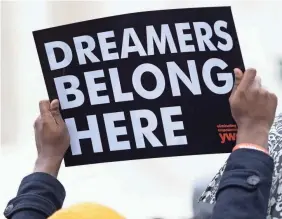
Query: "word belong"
55 58 233 110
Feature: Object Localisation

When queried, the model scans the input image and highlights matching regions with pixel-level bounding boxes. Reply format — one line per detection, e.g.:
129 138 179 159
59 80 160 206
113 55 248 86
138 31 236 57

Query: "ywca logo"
217 124 237 143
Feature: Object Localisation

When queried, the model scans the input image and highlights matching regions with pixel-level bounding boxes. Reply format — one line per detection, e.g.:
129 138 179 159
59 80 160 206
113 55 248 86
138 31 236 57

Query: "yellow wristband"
232 143 269 155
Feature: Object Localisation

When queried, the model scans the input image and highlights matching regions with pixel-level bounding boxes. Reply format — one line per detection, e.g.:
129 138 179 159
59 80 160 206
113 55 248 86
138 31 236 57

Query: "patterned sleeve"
199 114 282 219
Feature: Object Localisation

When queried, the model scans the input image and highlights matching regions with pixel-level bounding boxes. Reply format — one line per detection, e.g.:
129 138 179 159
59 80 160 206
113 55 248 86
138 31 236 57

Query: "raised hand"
229 68 277 148
34 99 70 177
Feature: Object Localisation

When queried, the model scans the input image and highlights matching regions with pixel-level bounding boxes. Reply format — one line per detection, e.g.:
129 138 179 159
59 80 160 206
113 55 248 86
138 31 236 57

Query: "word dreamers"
55 58 233 110
45 20 233 70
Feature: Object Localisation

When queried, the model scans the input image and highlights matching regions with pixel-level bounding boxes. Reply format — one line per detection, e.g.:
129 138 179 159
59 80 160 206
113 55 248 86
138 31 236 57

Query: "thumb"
231 68 243 96
50 99 64 124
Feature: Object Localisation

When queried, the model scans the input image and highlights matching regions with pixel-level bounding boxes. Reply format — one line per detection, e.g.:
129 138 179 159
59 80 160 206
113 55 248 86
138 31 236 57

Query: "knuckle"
236 89 246 99
51 110 60 116
257 89 264 95
34 117 41 128
230 98 240 109
274 94 278 101
260 89 269 97
255 88 263 96
229 95 237 105
255 76 261 84
270 92 278 102
39 100 46 107
41 117 49 125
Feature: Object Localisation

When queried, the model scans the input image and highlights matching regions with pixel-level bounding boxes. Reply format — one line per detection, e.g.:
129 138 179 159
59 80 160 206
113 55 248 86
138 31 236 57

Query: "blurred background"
1 1 282 218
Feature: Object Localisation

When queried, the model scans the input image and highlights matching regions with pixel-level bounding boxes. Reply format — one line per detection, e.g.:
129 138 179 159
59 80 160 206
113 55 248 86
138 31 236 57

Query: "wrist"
233 143 269 155
34 157 63 178
236 125 269 149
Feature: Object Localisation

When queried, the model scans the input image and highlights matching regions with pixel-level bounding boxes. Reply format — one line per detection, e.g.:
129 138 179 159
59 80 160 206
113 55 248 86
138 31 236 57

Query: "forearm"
4 173 65 219
34 157 62 178
211 149 273 219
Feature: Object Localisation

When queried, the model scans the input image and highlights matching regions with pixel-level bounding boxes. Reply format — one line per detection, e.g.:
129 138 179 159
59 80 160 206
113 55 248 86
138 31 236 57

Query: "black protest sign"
33 7 244 167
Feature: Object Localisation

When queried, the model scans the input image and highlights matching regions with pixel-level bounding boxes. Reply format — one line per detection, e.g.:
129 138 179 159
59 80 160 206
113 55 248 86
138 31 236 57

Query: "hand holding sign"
34 99 70 177
229 68 278 147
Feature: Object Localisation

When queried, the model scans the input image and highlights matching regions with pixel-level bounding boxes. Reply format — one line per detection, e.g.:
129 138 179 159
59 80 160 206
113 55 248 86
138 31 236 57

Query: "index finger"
230 68 243 95
39 100 51 115
50 99 64 124
237 68 257 91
